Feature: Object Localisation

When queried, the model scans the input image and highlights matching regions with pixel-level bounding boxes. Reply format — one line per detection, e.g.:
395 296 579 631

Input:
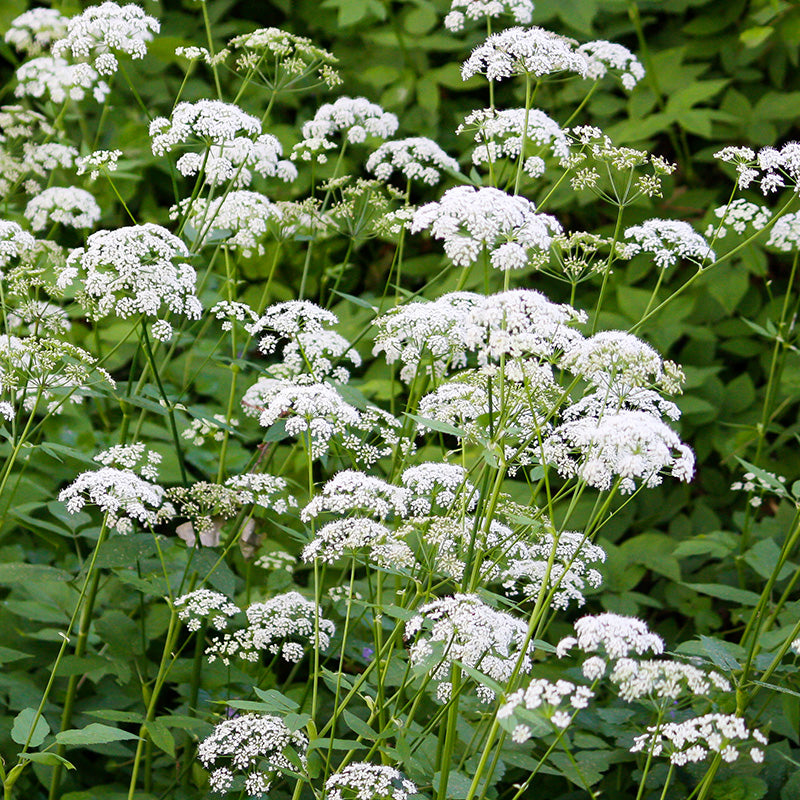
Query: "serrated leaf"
56 723 141 746
11 708 50 747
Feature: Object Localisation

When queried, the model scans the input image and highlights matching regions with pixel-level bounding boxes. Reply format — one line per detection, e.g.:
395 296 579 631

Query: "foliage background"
1 0 800 798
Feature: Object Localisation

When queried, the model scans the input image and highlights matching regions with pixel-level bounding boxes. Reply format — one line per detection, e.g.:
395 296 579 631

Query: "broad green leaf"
11 708 50 747
21 752 75 769
56 723 141 746
343 710 377 740
0 563 71 583
699 635 743 670
144 719 175 758
405 412 466 438
684 583 760 606
253 688 300 713
432 770 473 800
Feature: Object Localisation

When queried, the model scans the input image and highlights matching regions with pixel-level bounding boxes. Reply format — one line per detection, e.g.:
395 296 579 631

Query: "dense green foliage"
0 2 799 800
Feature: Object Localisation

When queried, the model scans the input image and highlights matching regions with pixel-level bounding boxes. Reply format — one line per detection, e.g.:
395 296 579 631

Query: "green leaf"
0 646 32 664
56 723 141 746
144 719 175 758
405 412 466 438
253 688 300 713
404 5 437 35
432 770 473 800
740 26 773 48
21 752 75 769
684 583 760 606
343 710 378 740
711 776 767 800
11 708 50 747
0 563 71 584
699 635 743 670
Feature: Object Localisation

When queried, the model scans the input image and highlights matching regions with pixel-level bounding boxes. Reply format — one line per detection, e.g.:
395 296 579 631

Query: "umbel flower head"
57 223 202 329
366 137 460 186
623 218 715 268
5 8 70 55
14 56 110 104
444 0 534 32
197 713 308 797
175 589 240 632
0 220 36 275
24 187 101 232
292 96 399 163
52 2 159 76
461 26 589 82
0 335 114 416
405 593 535 702
324 763 418 800
59 444 174 534
410 185 562 271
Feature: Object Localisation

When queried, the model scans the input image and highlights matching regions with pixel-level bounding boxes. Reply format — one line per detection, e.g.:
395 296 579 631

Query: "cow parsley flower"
301 518 414 568
577 41 644 90
206 591 335 664
22 142 78 177
6 300 70 336
197 713 308 797
405 593 534 702
15 56 110 103
228 27 341 89
444 0 534 32
58 223 202 323
174 191 283 256
411 185 561 270
292 97 399 163
498 678 594 741
301 471 410 521
609 658 731 702
630 713 767 766
76 149 122 181
557 612 664 660
499 531 606 608
52 2 159 75
59 445 174 534
0 220 36 273
706 198 771 239
0 335 114 415
461 289 586 364
324 763 418 800
5 8 70 55
175 589 240 632
24 187 101 231
623 219 715 267
543 408 695 492
766 210 800 252
401 462 477 516
461 27 589 82
94 442 163 478
366 137 460 186
755 141 800 194
457 107 570 172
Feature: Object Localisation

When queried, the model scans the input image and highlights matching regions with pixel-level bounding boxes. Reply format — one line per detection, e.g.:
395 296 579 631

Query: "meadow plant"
0 3 799 800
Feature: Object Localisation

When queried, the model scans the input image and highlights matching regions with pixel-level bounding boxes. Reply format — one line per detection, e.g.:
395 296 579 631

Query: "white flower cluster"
206 591 335 665
608 658 731 702
58 223 202 326
6 300 70 336
457 107 570 175
0 334 114 415
543 408 695 493
175 191 283 257
59 445 174 534
292 96 399 163
623 219 715 268
731 469 789 508
766 210 800 252
411 185 562 271
248 301 361 384
500 530 606 608
461 27 589 82
52 2 159 76
197 713 308 797
557 612 665 660
15 56 110 104
302 471 410 521
630 713 768 766
5 8 69 55
94 442 162 479
301 518 414 568
182 414 237 446
175 589 240 632
23 142 78 177
405 593 534 702
0 220 36 272
366 137 460 186
576 41 644 90
228 27 341 88
324 763 418 800
445 0 534 32
24 187 101 232
705 198 771 239
76 149 122 181
498 678 594 741
225 474 296 514
714 142 800 195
